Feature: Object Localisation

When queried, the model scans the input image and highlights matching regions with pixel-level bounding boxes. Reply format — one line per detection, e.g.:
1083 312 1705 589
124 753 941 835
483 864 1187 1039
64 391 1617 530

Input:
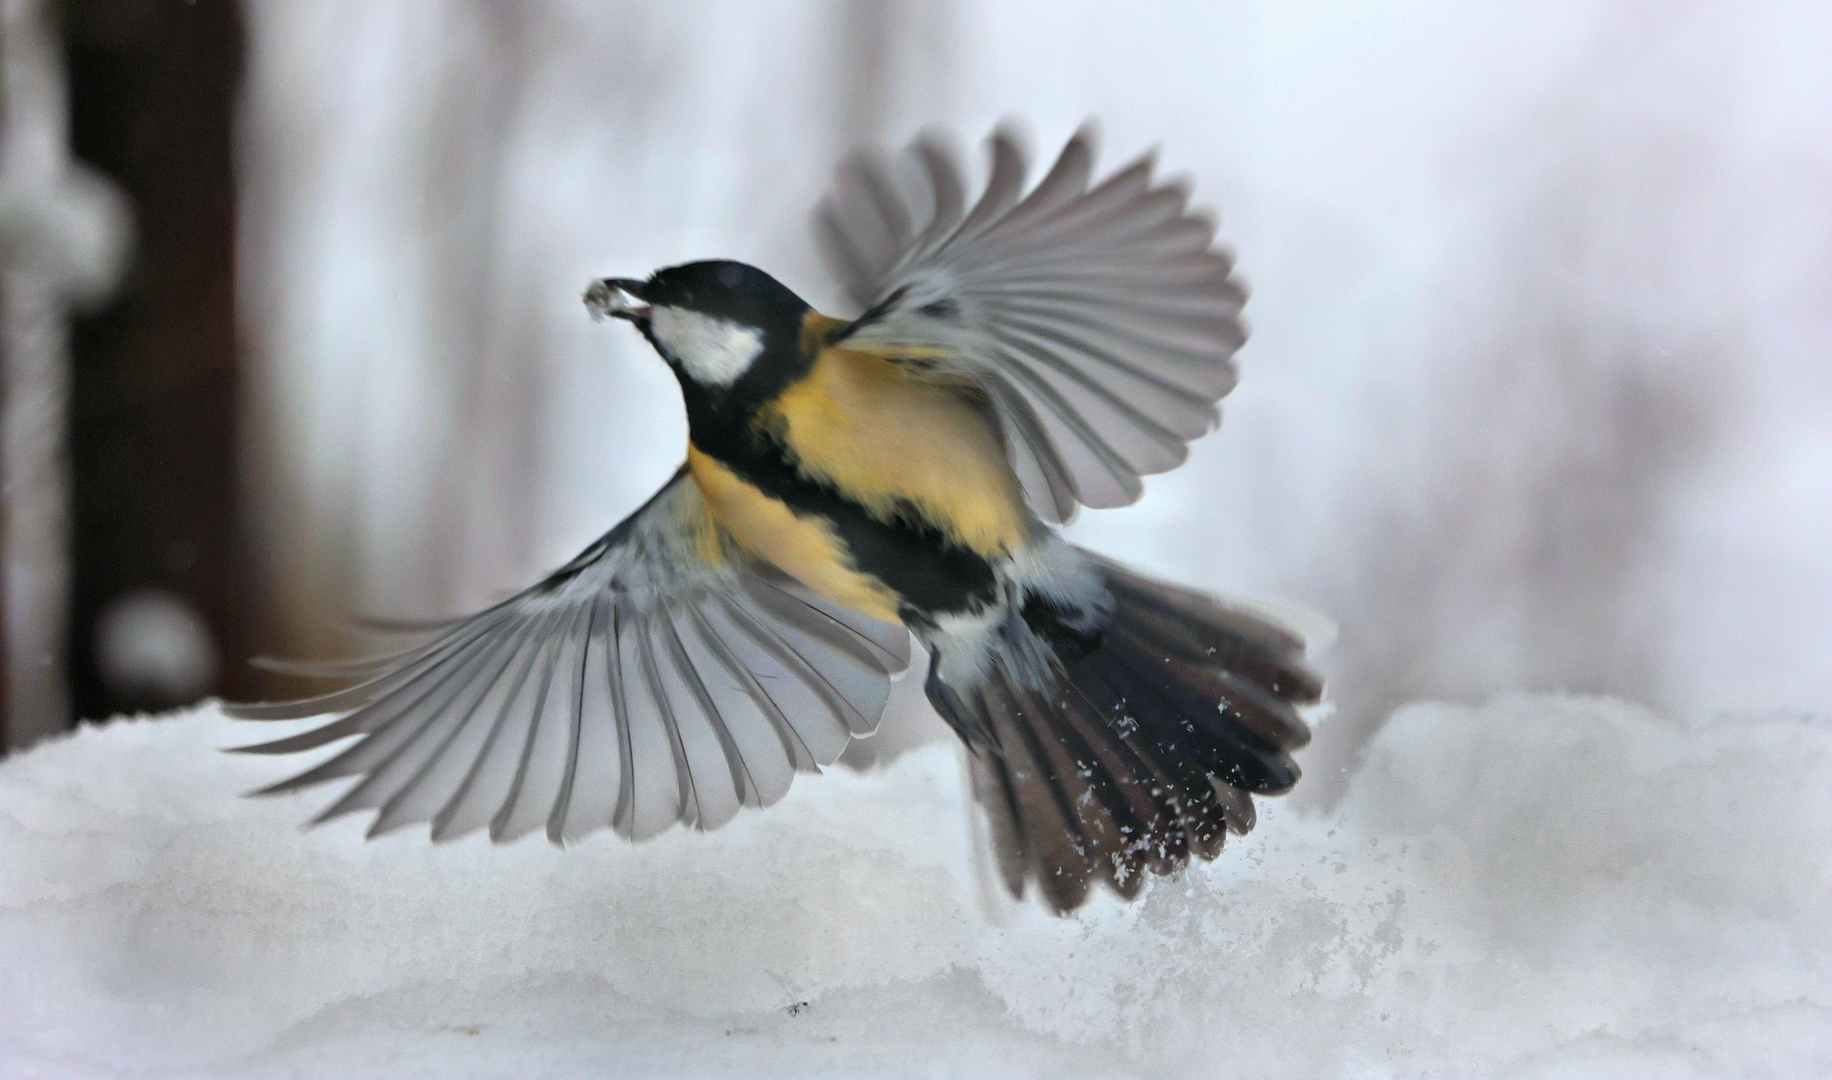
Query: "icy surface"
2 696 1828 1078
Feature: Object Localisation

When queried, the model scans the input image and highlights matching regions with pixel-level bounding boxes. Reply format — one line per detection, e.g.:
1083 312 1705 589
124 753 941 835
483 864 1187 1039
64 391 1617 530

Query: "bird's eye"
919 297 959 320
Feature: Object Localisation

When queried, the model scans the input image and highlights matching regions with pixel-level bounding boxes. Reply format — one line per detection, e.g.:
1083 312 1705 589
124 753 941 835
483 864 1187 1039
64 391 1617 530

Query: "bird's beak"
584 277 651 323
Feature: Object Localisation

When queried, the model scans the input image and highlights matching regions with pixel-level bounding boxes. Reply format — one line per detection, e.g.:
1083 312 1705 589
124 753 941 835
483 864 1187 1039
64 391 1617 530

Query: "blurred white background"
237 0 1832 804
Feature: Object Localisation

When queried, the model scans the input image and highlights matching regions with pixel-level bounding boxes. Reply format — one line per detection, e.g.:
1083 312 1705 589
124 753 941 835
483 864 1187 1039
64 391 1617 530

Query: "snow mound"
2 696 1828 1078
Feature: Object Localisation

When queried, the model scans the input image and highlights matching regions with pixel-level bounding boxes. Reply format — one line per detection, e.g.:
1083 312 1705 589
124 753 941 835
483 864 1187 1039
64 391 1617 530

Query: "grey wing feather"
816 124 1246 523
227 467 911 844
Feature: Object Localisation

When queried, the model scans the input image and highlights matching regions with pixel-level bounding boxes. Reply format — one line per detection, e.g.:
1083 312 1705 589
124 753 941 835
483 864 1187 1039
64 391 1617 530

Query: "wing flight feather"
228 468 911 844
816 125 1246 523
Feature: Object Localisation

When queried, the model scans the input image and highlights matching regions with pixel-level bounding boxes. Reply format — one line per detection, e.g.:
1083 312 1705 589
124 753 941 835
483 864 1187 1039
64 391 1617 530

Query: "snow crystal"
2 696 1828 1078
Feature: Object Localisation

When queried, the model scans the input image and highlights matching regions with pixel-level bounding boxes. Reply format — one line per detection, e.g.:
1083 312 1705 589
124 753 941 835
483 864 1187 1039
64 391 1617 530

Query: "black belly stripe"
692 428 998 618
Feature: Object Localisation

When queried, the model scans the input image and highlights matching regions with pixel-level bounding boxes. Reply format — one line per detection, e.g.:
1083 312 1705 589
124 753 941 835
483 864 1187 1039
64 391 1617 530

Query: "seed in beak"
584 278 651 322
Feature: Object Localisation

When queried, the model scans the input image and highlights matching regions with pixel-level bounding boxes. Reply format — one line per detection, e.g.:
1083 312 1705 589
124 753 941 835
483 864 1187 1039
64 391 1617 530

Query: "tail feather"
963 712 1033 900
945 660 1172 909
1099 559 1323 717
1109 626 1310 751
925 553 1322 914
1091 630 1298 793
1045 675 1198 873
978 670 1108 912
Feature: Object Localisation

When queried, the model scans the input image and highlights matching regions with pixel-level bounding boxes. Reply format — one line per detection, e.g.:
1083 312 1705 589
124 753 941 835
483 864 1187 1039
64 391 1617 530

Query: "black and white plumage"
232 125 1323 915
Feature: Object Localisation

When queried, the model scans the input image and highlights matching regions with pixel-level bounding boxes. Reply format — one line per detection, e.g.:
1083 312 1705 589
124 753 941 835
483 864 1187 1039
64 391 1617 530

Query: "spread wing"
228 467 911 844
815 125 1246 523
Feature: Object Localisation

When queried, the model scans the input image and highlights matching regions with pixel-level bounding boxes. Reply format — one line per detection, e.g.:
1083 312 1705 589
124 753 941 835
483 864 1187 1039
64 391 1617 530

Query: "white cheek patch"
649 306 765 386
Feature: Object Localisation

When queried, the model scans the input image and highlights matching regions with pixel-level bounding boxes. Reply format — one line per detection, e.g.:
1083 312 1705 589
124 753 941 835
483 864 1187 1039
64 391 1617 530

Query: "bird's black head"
585 260 812 399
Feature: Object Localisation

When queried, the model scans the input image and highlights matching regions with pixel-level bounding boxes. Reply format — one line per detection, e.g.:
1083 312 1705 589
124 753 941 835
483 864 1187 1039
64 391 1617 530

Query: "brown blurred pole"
61 0 249 722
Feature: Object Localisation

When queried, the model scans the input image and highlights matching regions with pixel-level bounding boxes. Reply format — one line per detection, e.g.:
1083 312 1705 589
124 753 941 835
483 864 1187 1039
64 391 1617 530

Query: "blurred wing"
816 125 1246 523
228 467 910 844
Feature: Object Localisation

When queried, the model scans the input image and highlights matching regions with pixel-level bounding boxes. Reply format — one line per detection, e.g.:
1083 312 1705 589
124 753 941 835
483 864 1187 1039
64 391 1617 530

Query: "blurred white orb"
95 589 218 705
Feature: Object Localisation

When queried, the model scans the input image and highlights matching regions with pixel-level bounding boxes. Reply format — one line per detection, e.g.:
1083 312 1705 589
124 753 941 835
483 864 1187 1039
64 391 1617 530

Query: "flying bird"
231 126 1324 914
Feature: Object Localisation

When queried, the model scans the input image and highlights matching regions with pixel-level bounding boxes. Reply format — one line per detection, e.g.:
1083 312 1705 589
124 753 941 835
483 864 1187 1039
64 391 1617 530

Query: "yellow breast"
752 344 1032 559
686 445 904 624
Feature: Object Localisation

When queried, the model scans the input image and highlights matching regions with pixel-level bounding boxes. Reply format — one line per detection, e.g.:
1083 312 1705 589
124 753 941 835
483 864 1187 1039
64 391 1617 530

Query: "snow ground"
2 696 1828 1079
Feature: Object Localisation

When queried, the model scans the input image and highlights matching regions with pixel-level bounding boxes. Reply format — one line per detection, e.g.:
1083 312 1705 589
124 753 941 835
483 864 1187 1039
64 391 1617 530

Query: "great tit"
232 126 1324 915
